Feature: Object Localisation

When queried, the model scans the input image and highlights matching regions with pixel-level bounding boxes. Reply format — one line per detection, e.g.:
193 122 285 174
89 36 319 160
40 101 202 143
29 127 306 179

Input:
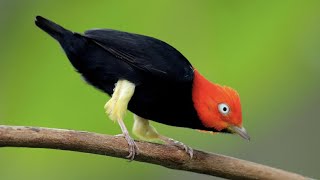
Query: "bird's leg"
104 79 138 160
132 114 160 141
132 114 193 159
104 81 123 122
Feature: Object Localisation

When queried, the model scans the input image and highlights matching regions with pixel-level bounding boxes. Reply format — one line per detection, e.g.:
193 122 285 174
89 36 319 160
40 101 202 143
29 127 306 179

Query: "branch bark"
0 125 307 180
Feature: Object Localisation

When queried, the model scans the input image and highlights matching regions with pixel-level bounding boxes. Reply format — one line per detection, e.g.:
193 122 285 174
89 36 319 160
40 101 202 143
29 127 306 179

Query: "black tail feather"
35 16 72 42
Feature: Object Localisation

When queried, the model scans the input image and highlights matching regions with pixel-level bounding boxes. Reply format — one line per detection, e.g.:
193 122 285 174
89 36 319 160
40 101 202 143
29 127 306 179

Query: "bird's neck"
192 70 225 130
192 70 214 95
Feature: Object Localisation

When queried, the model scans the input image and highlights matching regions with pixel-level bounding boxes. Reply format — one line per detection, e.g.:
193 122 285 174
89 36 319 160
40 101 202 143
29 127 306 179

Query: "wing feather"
84 29 194 82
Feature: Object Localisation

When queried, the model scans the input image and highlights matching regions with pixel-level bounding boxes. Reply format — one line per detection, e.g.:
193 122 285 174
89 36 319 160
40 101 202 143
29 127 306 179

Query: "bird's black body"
35 16 209 130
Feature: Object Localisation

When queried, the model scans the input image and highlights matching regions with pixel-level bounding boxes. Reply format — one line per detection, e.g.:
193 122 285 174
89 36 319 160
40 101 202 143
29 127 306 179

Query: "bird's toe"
160 136 193 159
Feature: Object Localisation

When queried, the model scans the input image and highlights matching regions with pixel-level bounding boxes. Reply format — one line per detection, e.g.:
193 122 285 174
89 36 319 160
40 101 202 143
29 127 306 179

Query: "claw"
122 132 139 161
160 136 193 159
176 141 193 158
117 117 139 161
115 133 139 160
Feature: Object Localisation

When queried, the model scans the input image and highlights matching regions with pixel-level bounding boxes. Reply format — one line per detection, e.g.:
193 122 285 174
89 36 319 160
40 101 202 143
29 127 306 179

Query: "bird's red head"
192 70 249 140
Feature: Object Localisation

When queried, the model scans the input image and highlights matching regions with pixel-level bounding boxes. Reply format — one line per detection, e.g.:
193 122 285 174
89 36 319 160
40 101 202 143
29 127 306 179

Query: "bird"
35 16 249 160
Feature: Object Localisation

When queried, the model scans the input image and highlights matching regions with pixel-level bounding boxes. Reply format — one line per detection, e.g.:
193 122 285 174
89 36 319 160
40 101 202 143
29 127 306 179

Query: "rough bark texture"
0 125 308 180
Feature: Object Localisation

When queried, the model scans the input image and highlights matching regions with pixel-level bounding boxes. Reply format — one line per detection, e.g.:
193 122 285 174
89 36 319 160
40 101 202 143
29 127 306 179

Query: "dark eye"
218 103 230 115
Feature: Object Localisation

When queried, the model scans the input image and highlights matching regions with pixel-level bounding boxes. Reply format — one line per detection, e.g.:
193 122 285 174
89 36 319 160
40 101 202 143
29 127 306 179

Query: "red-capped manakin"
35 16 249 160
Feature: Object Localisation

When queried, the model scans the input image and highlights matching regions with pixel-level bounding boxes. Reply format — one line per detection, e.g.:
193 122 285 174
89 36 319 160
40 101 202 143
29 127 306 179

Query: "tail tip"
35 15 45 24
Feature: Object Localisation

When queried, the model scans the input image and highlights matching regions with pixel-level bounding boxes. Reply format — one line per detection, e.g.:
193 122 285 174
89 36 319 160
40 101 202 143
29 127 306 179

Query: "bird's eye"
218 103 230 115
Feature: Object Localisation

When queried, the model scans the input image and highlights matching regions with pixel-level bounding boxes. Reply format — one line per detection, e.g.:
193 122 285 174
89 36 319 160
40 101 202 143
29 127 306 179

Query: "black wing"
83 29 194 82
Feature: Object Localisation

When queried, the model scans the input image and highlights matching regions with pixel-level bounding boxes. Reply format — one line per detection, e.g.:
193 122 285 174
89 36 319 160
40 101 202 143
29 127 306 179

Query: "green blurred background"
0 0 319 179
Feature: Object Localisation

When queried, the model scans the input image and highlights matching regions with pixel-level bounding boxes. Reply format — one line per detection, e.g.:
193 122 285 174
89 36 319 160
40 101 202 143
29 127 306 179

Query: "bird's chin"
197 130 218 135
220 128 234 134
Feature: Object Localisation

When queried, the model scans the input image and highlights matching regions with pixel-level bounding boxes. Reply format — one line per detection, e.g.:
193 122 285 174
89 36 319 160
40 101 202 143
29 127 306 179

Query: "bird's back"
84 29 194 83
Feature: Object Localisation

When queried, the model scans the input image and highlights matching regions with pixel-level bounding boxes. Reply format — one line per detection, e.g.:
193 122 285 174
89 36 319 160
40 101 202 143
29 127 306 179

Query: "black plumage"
35 16 208 130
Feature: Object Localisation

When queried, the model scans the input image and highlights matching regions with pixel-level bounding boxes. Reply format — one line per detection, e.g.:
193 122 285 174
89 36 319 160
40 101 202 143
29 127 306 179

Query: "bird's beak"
228 125 250 141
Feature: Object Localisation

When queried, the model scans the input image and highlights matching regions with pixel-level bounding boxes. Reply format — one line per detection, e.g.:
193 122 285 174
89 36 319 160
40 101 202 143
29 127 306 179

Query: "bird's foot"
160 136 193 159
116 133 139 161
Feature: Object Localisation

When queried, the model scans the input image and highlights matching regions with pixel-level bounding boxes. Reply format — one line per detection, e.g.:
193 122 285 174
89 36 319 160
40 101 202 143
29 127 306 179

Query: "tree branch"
0 125 307 180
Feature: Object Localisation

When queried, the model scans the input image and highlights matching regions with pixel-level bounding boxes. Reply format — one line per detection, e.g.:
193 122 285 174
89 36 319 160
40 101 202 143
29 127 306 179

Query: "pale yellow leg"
132 114 160 141
105 80 135 122
104 79 138 160
104 81 123 120
132 114 193 158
